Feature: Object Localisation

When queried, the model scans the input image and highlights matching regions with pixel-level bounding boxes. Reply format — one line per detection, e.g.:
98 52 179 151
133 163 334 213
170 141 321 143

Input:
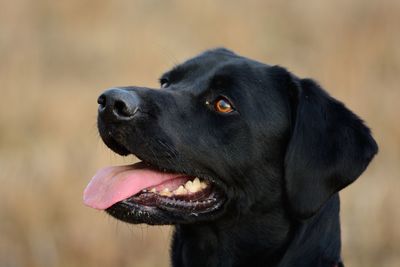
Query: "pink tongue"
83 162 180 210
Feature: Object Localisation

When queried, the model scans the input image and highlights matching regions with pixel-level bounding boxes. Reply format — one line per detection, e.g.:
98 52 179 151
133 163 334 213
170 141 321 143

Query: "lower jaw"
105 189 226 225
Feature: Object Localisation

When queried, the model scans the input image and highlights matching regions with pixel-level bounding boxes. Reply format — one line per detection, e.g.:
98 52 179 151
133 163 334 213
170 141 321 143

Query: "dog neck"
171 194 342 267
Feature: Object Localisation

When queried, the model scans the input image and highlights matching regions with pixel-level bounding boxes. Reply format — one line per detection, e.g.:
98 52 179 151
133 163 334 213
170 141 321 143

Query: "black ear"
283 74 378 219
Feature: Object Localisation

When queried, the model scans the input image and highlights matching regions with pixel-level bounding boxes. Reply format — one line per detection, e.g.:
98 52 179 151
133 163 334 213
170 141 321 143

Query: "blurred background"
0 0 399 266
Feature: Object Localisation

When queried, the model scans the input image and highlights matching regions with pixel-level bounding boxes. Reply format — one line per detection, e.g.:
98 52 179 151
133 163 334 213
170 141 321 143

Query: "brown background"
0 1 399 266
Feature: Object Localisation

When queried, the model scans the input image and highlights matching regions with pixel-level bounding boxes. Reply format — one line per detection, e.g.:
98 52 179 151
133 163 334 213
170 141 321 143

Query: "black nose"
97 88 139 121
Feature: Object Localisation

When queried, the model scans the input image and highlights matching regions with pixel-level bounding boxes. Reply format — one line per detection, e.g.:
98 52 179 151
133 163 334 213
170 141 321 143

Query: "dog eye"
214 97 234 113
160 78 170 88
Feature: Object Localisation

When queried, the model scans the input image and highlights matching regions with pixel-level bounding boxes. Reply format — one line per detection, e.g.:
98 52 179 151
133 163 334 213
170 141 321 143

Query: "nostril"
97 94 106 109
114 100 132 118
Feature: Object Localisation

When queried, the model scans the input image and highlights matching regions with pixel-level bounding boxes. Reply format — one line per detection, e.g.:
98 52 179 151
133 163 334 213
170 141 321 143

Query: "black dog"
84 48 378 267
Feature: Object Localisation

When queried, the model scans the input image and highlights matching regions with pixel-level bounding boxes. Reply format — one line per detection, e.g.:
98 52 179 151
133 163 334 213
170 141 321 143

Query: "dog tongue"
83 162 179 210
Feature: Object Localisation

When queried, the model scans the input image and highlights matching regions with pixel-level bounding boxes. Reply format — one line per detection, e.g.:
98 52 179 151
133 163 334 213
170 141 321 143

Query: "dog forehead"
162 52 271 95
179 50 268 76
163 51 239 81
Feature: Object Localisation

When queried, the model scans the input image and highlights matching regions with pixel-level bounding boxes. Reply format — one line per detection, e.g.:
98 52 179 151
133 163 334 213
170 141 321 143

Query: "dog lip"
103 159 228 223
106 187 226 224
126 184 224 214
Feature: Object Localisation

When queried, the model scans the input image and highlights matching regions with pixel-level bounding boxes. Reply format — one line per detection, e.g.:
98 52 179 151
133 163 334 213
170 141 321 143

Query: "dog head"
84 48 378 224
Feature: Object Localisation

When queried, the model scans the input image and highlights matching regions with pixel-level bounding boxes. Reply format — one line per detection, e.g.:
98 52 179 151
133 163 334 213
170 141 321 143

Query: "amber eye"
214 97 234 113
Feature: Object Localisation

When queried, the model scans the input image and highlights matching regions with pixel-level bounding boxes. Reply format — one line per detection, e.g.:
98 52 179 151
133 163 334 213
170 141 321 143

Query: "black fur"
97 48 378 267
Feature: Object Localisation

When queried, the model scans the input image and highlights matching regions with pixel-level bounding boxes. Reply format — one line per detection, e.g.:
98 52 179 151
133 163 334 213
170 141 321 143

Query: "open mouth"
83 161 225 224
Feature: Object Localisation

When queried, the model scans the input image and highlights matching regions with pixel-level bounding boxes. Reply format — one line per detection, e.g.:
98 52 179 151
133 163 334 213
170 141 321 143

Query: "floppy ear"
281 71 378 219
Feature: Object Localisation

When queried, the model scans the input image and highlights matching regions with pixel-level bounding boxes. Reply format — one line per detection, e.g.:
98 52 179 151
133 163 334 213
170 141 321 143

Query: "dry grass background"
0 0 399 266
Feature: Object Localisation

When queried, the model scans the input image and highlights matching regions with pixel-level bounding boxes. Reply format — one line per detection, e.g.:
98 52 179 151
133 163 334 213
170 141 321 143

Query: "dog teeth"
193 177 201 187
185 177 202 193
184 180 196 193
160 188 172 197
145 178 209 197
174 185 188 195
195 177 208 189
200 181 208 189
185 180 193 188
